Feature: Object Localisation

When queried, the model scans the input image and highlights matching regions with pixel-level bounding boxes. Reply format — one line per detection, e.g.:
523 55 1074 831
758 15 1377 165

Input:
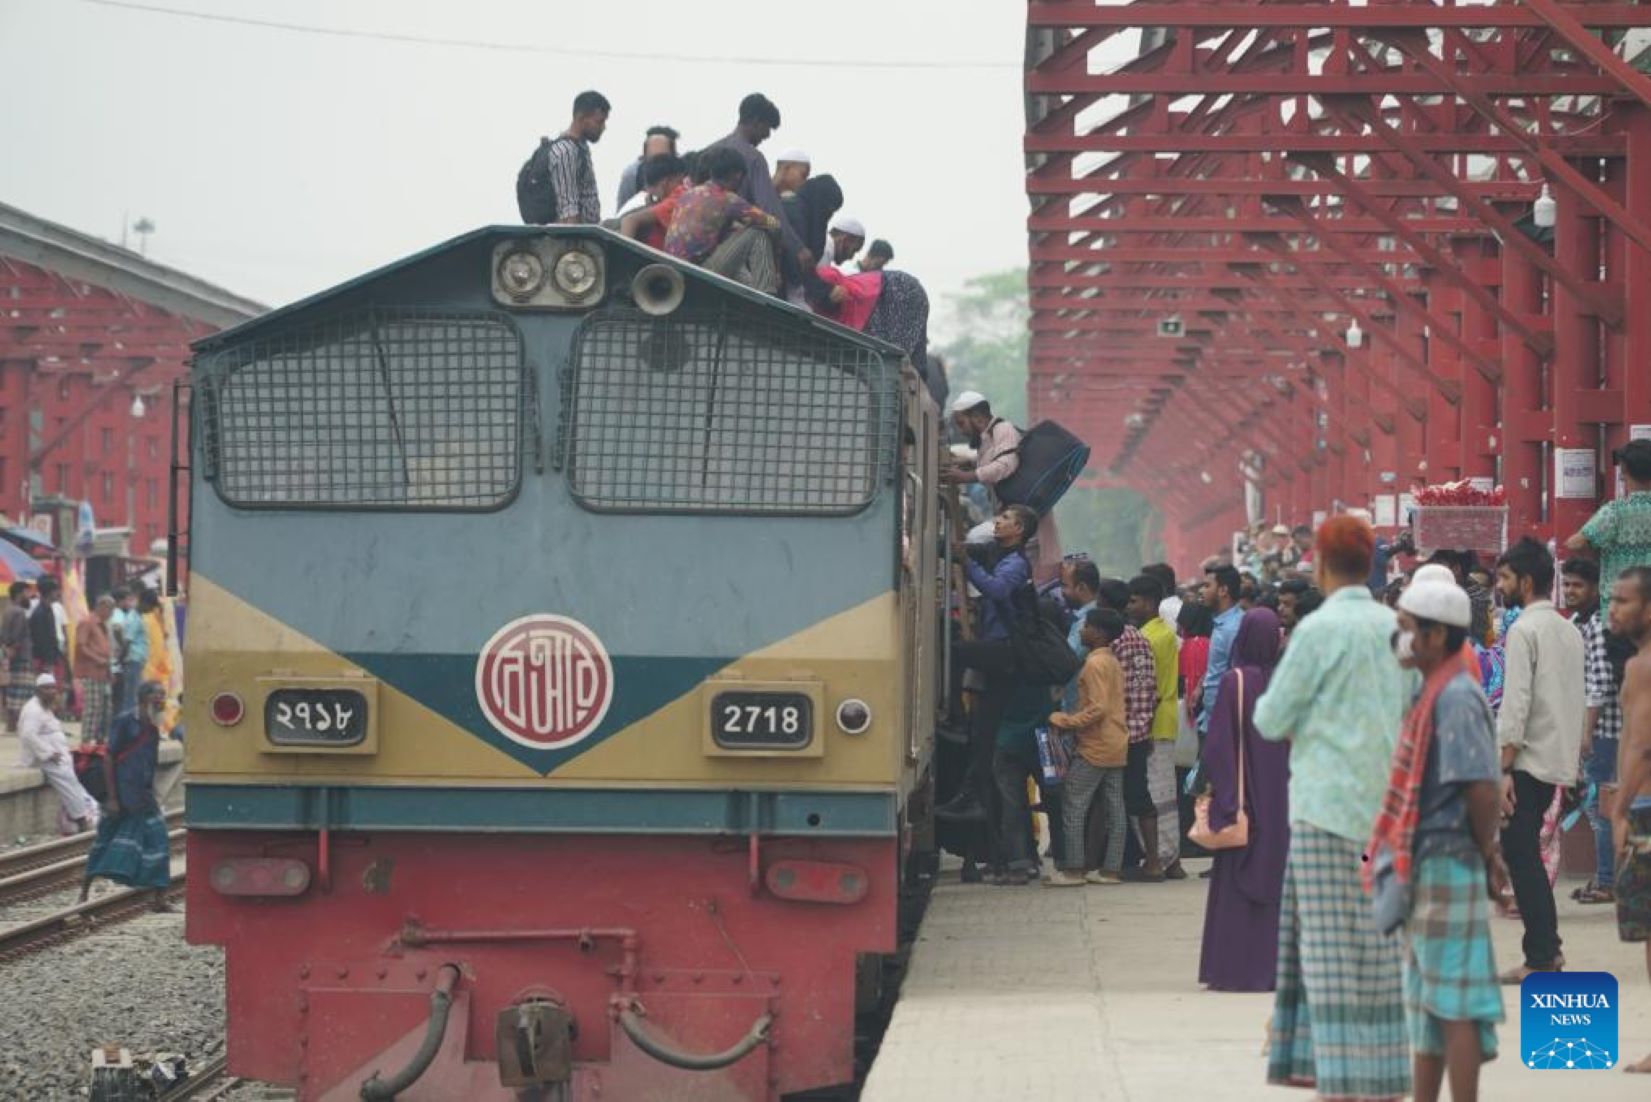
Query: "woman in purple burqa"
1198 607 1290 992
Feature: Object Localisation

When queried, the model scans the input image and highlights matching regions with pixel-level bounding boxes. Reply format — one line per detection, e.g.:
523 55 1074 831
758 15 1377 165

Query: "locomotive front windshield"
200 308 524 511
566 307 896 515
196 291 899 517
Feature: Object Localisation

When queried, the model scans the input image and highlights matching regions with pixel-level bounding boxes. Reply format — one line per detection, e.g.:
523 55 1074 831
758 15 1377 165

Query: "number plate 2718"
710 691 812 750
265 688 369 746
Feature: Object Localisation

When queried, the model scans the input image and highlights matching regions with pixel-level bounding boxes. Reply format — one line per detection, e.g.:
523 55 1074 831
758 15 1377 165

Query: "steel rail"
0 865 186 962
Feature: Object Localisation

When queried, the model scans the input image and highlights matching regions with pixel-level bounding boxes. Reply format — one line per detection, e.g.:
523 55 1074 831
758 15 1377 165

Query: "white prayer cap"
775 148 811 165
34 672 56 688
1398 579 1470 629
828 214 866 238
949 391 989 415
1410 563 1456 587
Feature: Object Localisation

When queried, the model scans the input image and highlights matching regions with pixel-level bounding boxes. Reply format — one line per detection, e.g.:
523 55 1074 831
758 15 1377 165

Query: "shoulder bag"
1189 670 1250 850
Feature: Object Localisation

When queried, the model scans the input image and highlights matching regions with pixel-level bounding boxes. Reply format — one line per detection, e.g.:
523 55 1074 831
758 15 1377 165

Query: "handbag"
1034 724 1071 786
1188 670 1250 850
1172 698 1200 769
1368 842 1411 935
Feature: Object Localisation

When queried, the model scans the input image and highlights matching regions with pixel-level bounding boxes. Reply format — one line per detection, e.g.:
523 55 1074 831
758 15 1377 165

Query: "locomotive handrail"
359 964 461 1100
617 1002 773 1072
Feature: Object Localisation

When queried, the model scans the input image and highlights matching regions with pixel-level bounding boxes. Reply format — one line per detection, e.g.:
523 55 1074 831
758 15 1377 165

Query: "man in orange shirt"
1047 608 1130 886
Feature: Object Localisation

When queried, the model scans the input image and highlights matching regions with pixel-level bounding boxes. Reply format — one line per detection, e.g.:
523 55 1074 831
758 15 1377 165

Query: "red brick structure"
0 202 262 554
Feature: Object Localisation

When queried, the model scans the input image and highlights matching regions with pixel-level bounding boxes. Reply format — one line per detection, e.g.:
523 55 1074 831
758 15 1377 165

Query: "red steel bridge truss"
1024 0 1651 569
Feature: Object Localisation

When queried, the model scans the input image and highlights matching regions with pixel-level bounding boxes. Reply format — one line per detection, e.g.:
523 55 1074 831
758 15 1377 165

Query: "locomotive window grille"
566 307 898 515
200 309 524 510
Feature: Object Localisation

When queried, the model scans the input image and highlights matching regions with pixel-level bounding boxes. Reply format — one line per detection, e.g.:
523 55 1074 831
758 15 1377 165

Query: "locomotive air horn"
632 263 686 317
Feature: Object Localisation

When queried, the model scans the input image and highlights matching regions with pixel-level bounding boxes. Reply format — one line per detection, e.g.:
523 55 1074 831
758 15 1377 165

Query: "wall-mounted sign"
1555 448 1596 500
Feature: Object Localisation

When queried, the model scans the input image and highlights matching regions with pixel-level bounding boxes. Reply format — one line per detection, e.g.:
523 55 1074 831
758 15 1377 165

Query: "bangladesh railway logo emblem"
475 615 615 749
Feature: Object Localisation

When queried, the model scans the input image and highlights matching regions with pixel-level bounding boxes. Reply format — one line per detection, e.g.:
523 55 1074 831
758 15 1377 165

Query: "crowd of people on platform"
517 90 945 405
942 415 1651 1096
8 577 179 911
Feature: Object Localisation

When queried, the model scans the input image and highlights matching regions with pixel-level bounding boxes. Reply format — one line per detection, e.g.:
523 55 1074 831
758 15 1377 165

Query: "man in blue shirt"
1199 564 1244 734
938 505 1038 840
111 586 149 715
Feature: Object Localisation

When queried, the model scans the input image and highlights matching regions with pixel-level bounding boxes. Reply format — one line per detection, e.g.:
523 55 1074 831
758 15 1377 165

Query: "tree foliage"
934 268 1164 578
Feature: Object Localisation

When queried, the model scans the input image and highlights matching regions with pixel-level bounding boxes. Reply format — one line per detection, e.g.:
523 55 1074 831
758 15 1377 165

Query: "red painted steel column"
1500 247 1547 538
1551 174 1604 545
1625 107 1651 447
1456 239 1501 487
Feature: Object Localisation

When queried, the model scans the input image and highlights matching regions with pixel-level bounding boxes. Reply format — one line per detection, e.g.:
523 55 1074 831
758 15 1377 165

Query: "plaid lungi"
1269 823 1411 1099
1402 851 1502 1059
5 654 31 715
1145 738 1179 865
78 678 112 744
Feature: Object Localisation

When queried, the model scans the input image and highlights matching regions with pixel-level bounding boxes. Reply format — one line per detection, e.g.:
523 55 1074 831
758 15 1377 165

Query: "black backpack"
992 420 1091 516
516 136 578 224
1001 564 1083 687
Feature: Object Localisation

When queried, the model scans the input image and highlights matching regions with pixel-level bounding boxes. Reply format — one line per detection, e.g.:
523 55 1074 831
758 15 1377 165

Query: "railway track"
157 1054 241 1101
0 863 187 961
0 809 186 906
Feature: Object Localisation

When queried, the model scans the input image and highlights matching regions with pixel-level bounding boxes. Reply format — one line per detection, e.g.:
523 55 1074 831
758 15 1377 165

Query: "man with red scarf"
1369 576 1508 1102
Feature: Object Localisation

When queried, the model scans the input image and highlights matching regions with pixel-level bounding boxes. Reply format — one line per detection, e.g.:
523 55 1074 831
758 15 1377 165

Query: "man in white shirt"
17 673 97 834
1494 537 1585 981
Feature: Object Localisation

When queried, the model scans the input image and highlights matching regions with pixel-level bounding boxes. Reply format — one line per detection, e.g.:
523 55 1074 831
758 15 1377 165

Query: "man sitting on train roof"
661 146 783 293
813 238 891 332
617 153 690 251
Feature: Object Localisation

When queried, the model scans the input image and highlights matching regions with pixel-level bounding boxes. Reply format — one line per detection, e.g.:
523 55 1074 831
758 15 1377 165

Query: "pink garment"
814 266 883 331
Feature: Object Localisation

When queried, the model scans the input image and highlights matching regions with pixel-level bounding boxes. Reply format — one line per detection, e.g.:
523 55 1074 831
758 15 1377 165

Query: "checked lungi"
77 678 112 744
1402 852 1501 1059
1145 738 1179 866
1268 823 1410 1100
5 653 31 718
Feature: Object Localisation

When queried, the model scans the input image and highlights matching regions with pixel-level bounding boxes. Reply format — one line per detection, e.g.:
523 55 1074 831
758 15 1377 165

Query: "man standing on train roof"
548 90 609 225
614 124 679 210
942 392 1021 504
17 673 98 835
703 94 804 265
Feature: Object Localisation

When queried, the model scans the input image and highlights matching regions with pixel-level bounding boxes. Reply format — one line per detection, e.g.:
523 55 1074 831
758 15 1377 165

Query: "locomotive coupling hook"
359 964 461 1100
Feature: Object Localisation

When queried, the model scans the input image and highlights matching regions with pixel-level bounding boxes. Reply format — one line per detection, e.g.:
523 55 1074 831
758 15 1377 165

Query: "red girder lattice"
1024 0 1651 570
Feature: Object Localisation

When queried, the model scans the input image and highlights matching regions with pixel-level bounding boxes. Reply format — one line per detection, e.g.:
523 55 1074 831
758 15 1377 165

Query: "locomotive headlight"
835 698 872 735
497 249 546 301
552 247 600 300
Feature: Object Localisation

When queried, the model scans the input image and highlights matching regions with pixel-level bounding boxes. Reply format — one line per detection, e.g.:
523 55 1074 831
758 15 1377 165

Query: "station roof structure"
1023 1 1651 567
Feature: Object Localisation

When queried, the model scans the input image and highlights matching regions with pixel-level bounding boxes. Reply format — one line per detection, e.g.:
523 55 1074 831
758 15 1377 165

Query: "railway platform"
0 729 183 839
864 857 1651 1101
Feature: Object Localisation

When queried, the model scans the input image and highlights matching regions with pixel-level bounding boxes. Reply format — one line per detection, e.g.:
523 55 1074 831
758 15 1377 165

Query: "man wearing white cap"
772 149 811 201
15 672 98 834
821 214 866 273
1369 573 1507 1097
943 391 1022 501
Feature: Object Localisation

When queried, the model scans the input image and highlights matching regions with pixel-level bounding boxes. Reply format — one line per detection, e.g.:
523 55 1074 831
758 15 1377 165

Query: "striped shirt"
1579 609 1621 740
547 137 600 224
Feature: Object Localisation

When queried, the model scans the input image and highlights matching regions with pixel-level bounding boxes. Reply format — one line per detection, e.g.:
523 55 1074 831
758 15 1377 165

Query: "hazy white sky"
1 0 1036 321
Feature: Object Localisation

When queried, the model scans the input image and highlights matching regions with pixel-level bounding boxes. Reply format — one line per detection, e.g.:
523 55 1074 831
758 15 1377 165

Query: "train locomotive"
179 226 945 1100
